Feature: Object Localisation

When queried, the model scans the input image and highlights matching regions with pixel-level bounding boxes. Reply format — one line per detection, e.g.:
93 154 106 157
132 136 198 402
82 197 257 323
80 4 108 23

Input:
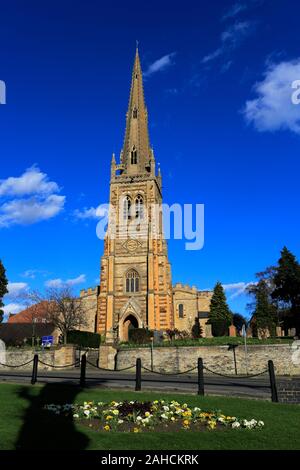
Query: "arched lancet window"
178 304 184 318
125 269 140 293
135 194 144 220
131 146 137 164
123 195 131 220
133 107 138 119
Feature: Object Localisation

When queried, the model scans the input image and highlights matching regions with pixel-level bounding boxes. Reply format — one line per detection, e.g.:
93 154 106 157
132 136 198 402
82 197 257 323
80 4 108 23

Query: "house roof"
7 302 50 324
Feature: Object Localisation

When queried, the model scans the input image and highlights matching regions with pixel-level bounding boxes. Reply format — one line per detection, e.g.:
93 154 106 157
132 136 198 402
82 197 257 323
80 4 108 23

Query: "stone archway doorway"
122 314 139 342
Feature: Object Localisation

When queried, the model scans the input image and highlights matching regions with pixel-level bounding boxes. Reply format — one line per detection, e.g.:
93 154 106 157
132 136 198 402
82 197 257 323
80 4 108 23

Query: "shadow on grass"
15 383 90 450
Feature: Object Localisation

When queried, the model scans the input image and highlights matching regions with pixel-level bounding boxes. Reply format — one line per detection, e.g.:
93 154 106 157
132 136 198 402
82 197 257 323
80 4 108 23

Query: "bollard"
80 354 87 387
31 354 38 385
268 360 278 403
135 358 142 391
197 357 204 396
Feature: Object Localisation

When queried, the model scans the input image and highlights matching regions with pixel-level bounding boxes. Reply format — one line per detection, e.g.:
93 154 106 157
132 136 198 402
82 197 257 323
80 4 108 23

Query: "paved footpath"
0 368 273 399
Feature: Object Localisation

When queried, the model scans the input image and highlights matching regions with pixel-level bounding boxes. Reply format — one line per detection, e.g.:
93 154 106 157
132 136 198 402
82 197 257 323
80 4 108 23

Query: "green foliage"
0 259 8 324
252 280 277 337
232 313 247 333
191 318 203 339
128 328 153 344
67 330 101 348
209 282 232 336
272 247 300 333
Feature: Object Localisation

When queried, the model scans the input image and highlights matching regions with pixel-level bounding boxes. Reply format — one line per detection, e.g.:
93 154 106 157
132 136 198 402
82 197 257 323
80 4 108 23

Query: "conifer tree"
209 282 233 328
253 279 277 337
0 259 8 323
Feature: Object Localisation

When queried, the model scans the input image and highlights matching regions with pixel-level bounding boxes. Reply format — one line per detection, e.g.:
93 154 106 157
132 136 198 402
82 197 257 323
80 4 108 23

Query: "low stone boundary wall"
116 342 300 376
0 345 76 370
278 379 300 404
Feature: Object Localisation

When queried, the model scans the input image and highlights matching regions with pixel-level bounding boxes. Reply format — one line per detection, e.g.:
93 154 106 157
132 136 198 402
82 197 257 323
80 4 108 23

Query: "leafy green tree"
0 259 8 323
252 280 277 337
232 313 247 333
209 282 232 336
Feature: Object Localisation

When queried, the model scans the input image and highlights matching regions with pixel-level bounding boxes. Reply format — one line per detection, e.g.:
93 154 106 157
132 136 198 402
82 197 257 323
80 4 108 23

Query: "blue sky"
1 0 300 319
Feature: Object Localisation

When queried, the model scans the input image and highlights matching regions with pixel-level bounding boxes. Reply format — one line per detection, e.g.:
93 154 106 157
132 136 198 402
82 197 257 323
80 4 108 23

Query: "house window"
131 146 137 164
125 269 140 293
135 194 144 220
178 304 184 318
123 195 131 220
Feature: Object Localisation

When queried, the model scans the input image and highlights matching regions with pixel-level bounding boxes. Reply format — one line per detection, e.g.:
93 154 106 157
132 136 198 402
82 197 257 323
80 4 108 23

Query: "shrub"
67 330 101 348
128 328 153 344
210 320 230 337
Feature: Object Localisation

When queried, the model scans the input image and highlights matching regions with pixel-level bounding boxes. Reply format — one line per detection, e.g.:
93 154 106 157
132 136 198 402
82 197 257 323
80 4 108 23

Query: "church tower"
97 48 174 342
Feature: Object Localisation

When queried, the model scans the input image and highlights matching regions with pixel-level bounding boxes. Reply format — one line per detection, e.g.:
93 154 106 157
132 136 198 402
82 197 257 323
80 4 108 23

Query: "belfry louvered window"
123 195 131 220
125 269 140 293
131 146 137 164
133 107 138 118
135 194 144 220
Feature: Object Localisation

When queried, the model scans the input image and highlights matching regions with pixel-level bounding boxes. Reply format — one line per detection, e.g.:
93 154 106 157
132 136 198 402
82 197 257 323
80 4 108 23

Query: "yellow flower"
183 419 190 426
106 415 113 420
145 412 150 417
103 425 110 431
133 427 140 433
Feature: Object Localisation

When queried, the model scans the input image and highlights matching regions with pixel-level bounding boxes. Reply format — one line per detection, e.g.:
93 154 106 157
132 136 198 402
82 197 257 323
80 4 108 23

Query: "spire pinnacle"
120 48 154 176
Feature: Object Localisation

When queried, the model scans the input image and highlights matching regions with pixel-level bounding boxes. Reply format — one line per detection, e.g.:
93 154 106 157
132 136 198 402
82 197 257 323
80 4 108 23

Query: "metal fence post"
135 358 142 391
197 357 204 396
31 354 38 385
80 353 87 387
268 360 278 403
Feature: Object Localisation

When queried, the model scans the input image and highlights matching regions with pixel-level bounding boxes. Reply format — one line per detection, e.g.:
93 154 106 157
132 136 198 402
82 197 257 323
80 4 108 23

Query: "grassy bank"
0 383 299 450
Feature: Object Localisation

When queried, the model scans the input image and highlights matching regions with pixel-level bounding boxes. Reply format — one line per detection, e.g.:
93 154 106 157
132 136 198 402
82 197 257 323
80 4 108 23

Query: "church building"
81 49 212 342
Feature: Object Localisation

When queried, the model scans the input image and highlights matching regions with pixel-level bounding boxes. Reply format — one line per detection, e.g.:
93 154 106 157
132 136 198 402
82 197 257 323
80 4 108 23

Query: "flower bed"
44 400 264 433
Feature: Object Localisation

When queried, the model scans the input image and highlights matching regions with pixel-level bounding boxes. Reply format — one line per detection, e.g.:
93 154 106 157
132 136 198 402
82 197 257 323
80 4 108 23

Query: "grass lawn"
0 382 299 450
119 336 293 348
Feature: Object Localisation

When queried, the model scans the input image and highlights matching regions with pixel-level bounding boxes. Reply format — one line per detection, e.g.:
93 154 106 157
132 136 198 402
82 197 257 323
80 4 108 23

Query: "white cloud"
202 21 255 65
2 303 26 321
0 166 59 197
73 205 107 220
0 195 65 227
21 269 48 279
223 281 254 299
144 52 176 78
0 167 65 228
45 274 86 288
243 58 300 135
222 3 248 21
6 282 28 298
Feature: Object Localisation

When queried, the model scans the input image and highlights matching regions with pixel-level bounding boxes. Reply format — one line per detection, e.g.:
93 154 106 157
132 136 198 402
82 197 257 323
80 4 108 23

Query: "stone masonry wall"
278 378 300 404
0 345 76 370
116 343 300 376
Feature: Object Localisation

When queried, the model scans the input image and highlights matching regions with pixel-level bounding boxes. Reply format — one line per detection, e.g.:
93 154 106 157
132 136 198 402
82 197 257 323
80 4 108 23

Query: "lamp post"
150 336 154 371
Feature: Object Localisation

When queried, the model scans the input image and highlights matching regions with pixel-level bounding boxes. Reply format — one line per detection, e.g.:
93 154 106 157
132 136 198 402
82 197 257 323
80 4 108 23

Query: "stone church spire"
120 47 154 176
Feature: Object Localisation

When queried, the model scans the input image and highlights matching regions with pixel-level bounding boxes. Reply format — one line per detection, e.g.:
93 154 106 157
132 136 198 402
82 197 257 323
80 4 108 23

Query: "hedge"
128 328 153 344
67 330 101 348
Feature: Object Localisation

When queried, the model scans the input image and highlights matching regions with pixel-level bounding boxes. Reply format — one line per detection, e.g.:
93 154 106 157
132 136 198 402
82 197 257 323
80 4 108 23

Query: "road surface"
0 368 272 399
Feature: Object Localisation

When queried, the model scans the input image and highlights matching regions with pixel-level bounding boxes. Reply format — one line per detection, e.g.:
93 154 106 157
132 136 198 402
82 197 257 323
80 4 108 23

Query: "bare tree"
24 286 88 345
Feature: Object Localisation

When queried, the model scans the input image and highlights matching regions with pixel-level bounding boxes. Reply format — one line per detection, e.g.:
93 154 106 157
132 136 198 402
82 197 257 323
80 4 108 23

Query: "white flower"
73 414 79 419
163 406 170 412
232 422 240 429
161 413 168 420
118 419 124 424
